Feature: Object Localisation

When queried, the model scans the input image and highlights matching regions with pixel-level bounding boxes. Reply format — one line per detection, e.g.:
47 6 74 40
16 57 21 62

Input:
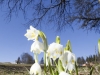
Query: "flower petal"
59 71 70 75
30 63 41 75
31 40 44 54
47 42 64 61
24 26 39 41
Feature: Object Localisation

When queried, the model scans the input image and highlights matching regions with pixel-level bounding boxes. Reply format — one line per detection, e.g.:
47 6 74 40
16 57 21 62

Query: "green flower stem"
34 53 38 63
48 59 54 75
53 59 64 74
43 38 48 75
90 66 94 75
44 51 47 75
75 62 78 75
98 39 100 54
39 31 48 51
57 59 64 73
54 60 64 75
39 31 48 75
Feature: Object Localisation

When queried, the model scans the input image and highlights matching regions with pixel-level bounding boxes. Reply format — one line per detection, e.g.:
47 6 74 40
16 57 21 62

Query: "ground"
0 63 100 75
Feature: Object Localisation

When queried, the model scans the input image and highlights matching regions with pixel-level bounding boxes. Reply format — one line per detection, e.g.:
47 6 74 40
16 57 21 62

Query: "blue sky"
0 11 100 63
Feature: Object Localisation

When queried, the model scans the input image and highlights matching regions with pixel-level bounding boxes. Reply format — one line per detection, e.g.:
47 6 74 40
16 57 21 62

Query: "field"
0 63 31 75
0 63 100 75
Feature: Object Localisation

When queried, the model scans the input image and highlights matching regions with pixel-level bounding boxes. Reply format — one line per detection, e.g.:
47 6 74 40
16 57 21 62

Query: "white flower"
59 71 70 75
31 40 44 54
24 26 39 41
30 63 41 75
47 42 64 61
60 51 76 72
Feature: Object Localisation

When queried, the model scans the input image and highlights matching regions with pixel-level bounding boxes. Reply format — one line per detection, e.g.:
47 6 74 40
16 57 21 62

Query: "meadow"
0 63 31 75
0 63 100 75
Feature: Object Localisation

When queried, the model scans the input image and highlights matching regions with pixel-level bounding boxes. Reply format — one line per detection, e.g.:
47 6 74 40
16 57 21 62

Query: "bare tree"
40 57 44 64
16 57 21 64
0 0 100 32
77 57 85 65
71 0 100 32
20 52 35 64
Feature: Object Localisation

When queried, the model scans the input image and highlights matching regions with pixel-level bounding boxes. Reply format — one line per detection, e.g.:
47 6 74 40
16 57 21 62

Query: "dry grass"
0 64 100 75
0 64 30 75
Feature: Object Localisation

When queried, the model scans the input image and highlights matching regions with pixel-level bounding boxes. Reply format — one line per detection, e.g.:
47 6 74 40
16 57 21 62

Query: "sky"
0 10 100 63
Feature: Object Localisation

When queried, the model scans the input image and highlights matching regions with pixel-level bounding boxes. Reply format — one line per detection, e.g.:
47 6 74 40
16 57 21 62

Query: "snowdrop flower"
30 63 41 75
24 26 39 41
59 71 70 75
31 40 44 54
47 42 64 61
60 51 76 72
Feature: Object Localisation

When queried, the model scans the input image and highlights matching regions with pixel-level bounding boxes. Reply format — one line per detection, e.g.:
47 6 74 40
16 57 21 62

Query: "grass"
0 63 31 75
0 63 100 75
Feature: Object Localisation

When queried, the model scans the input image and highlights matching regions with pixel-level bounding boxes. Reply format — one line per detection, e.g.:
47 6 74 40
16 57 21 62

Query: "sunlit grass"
0 63 100 75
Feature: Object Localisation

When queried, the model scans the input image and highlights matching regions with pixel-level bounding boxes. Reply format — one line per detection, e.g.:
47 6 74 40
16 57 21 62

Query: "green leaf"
56 36 60 44
75 62 78 75
64 40 72 52
57 59 64 73
98 39 100 54
90 66 94 75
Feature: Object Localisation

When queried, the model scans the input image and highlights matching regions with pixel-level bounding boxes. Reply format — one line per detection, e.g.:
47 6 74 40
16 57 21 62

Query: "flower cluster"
24 26 76 75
